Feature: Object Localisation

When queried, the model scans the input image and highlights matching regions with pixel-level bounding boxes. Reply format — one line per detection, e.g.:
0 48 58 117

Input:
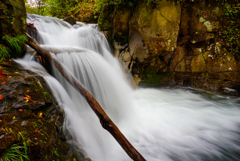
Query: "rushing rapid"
17 14 240 161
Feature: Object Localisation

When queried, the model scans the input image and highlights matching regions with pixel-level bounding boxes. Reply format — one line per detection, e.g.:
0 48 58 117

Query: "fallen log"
26 34 146 161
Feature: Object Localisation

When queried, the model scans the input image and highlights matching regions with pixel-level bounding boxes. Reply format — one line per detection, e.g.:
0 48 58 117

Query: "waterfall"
16 14 240 161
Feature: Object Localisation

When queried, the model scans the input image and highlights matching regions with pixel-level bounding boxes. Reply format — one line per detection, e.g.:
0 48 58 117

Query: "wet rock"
99 0 240 94
0 62 54 113
0 61 87 160
0 0 26 36
0 133 15 153
64 17 76 25
98 4 115 31
26 22 39 42
130 0 181 54
113 8 132 45
191 54 206 73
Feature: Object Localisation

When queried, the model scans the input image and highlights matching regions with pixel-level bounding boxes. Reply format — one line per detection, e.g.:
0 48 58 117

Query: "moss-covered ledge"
0 61 87 161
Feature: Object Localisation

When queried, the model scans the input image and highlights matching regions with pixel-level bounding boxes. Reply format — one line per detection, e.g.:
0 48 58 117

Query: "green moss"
28 78 44 100
0 45 10 63
219 3 240 59
2 35 27 53
142 67 163 86
32 122 38 128
43 92 49 97
202 53 206 60
98 4 115 30
0 35 27 63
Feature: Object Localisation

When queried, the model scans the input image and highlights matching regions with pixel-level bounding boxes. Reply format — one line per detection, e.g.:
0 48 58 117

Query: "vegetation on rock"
0 62 78 160
0 35 27 63
0 0 26 61
0 143 29 161
219 3 240 59
93 0 240 93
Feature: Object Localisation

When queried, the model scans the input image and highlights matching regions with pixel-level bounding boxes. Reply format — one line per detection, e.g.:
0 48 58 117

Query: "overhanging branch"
26 33 146 161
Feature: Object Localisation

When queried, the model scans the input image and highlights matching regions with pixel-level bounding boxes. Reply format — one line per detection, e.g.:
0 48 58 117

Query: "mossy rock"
140 66 172 86
98 4 115 31
0 61 88 160
0 0 26 58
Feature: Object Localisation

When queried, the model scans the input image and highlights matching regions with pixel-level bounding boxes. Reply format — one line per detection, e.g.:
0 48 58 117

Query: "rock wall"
0 0 26 36
0 0 26 57
99 0 240 95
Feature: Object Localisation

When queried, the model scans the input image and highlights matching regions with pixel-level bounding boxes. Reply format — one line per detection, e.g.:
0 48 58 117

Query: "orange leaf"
39 112 43 118
0 88 2 90
0 120 2 123
0 95 3 100
19 109 23 112
35 128 38 133
1 81 6 84
25 95 31 98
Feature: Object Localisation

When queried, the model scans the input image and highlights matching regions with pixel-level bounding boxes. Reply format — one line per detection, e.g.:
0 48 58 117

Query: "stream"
16 14 240 161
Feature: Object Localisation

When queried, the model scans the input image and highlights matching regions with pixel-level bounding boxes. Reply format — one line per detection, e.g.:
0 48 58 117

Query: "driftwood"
26 34 146 161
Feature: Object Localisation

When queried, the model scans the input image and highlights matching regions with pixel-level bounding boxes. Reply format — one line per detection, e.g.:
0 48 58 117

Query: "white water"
19 14 240 161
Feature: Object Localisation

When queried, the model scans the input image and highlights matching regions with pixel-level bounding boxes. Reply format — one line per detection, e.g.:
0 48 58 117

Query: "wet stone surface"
0 61 88 161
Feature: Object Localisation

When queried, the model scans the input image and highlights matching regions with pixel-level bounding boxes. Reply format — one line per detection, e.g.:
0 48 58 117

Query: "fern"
2 35 27 54
0 45 10 63
0 144 29 161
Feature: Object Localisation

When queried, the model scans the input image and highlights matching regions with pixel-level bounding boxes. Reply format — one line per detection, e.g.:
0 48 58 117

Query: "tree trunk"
26 34 146 161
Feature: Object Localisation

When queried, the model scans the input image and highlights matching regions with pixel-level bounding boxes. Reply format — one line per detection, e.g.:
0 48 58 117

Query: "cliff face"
0 62 70 160
0 0 26 36
0 0 26 59
0 1 71 160
0 0 26 58
99 0 240 95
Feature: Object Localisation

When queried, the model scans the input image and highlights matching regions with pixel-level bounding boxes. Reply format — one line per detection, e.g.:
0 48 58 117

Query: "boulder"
0 0 26 36
64 16 76 25
130 0 181 55
0 61 88 160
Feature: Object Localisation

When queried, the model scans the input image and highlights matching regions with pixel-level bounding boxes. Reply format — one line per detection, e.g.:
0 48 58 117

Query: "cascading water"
17 13 240 161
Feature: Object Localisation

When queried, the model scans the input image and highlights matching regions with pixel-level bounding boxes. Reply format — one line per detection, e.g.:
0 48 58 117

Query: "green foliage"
26 0 99 19
176 0 184 4
96 0 187 7
146 0 158 4
0 144 29 161
97 0 136 7
0 35 26 63
142 67 163 86
0 131 31 161
43 92 49 97
26 0 53 16
202 53 206 60
42 0 84 18
0 45 10 63
219 4 240 58
3 35 27 54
